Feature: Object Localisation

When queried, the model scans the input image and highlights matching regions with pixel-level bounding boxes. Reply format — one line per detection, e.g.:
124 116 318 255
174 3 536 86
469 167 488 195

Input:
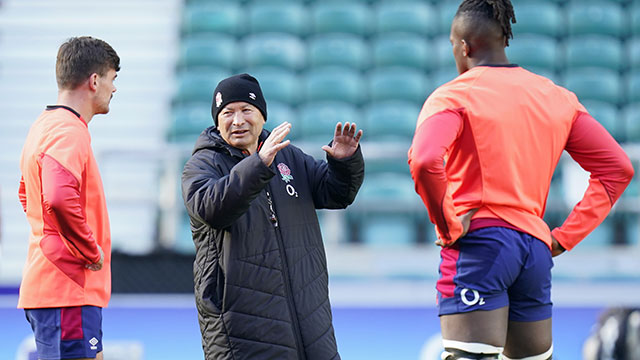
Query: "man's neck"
469 49 510 69
56 90 94 124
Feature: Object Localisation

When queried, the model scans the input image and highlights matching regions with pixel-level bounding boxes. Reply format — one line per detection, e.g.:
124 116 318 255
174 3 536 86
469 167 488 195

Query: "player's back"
419 65 587 243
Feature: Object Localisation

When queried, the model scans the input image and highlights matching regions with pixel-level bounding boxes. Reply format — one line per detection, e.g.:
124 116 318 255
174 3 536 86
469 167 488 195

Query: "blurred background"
0 0 639 358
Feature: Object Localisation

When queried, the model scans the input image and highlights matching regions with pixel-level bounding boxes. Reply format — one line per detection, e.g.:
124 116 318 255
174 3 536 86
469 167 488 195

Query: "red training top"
18 106 111 308
408 65 634 250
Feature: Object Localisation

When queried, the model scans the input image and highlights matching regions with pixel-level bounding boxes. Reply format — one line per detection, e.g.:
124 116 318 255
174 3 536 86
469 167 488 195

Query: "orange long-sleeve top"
408 65 634 250
18 106 111 308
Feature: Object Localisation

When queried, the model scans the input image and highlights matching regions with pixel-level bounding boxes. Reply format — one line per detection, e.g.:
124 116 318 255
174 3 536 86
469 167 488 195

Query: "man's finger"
335 122 344 137
354 129 363 143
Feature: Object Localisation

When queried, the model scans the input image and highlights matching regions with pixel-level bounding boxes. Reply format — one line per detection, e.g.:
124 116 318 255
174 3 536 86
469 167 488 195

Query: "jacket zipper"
266 189 306 359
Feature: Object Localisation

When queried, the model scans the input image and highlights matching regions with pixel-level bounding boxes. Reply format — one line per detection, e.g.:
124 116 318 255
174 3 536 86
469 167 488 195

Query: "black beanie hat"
211 73 267 126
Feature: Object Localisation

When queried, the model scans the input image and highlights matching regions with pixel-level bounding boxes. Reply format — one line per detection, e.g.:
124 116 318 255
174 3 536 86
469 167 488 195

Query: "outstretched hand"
259 122 291 167
322 122 363 159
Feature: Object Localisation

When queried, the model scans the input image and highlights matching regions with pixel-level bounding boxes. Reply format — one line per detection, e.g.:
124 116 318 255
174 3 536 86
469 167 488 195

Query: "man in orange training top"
18 36 119 360
408 1 634 359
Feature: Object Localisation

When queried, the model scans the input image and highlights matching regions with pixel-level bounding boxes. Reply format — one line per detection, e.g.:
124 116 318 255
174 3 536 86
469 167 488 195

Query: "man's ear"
461 39 471 57
88 73 99 92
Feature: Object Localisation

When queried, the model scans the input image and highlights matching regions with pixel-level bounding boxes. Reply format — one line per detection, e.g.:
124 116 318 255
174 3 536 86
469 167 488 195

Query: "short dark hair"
56 36 120 90
456 0 516 46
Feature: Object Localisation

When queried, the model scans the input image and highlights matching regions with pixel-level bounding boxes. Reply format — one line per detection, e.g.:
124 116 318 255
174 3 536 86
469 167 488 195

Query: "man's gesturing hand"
322 122 363 159
259 122 291 167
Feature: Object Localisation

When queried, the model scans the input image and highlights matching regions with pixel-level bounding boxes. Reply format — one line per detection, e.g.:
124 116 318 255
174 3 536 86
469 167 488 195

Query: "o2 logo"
460 288 485 306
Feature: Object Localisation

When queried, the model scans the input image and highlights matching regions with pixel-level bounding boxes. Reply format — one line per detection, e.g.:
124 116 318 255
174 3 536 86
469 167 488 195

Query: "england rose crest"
277 163 293 183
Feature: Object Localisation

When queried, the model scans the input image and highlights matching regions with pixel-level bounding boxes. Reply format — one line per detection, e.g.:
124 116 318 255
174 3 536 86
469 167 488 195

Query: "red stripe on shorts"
61 307 83 340
436 246 460 298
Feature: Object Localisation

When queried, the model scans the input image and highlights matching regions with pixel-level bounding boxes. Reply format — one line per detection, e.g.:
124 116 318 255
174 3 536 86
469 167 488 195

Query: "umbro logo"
249 92 256 100
89 337 99 350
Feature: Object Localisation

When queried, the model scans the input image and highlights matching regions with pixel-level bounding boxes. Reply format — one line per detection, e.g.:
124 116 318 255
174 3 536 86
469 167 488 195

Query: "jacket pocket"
196 254 225 316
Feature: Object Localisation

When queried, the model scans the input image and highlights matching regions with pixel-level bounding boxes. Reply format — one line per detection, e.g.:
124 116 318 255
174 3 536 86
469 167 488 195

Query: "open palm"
322 122 363 159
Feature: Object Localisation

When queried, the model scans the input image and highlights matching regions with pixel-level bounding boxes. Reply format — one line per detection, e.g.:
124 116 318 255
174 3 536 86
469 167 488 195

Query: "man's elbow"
410 153 443 177
620 158 635 184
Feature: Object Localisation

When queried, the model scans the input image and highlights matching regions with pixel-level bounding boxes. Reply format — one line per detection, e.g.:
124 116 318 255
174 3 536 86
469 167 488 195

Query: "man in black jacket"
181 74 364 360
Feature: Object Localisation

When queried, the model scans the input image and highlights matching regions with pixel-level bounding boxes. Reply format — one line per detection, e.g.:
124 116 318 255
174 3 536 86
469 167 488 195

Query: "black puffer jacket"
181 127 364 360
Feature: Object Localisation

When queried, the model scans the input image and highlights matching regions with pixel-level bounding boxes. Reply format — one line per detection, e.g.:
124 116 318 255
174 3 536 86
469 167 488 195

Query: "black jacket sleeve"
182 151 275 229
304 145 365 209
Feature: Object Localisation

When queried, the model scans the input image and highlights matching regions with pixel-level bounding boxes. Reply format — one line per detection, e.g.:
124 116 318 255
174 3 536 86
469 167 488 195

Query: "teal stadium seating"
368 67 431 103
567 2 625 38
299 101 358 141
374 2 436 37
630 37 640 69
623 102 640 142
241 33 306 70
353 173 424 246
304 67 367 105
239 67 301 105
364 100 419 141
174 69 231 104
506 34 559 71
248 2 309 36
563 68 622 105
434 35 456 70
432 67 459 87
168 104 212 143
261 102 300 139
511 2 563 38
179 35 237 70
581 100 621 141
311 2 373 36
436 1 460 35
372 33 434 70
565 35 624 72
631 3 640 36
307 34 370 70
628 72 640 104
182 3 243 36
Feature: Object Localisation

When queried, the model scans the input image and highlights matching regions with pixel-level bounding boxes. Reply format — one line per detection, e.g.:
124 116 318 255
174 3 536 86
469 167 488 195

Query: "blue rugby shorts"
25 305 103 360
436 226 553 322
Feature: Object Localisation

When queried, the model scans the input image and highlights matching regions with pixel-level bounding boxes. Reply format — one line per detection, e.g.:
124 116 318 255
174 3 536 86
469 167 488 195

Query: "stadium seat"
181 3 243 36
630 37 640 70
352 173 423 246
239 67 301 105
436 1 460 35
566 2 625 38
563 68 622 105
247 2 309 36
174 68 231 104
307 34 370 70
581 100 621 141
374 1 436 37
167 104 212 143
432 67 459 87
372 33 434 70
364 100 419 141
624 213 639 246
623 102 640 142
506 34 559 71
434 35 456 70
628 72 640 104
311 2 373 36
178 35 237 70
299 101 359 141
565 35 624 72
241 33 306 71
631 3 640 36
368 67 431 103
511 1 563 38
262 101 300 139
303 67 367 105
